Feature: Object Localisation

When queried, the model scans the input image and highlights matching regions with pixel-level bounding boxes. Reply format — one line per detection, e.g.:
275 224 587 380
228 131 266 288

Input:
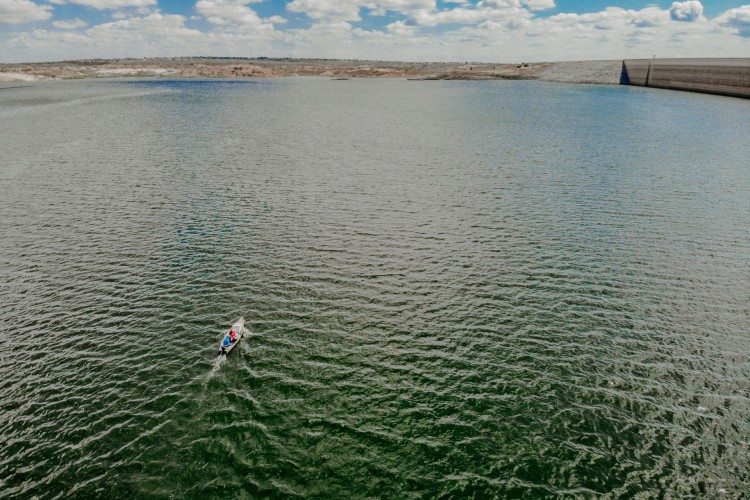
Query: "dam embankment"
621 58 750 99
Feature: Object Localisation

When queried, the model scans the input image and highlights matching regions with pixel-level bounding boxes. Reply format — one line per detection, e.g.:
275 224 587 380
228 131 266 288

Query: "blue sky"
1 1 749 62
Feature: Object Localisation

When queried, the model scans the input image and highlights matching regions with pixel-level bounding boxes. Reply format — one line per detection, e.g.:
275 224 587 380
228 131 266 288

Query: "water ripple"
1 78 749 497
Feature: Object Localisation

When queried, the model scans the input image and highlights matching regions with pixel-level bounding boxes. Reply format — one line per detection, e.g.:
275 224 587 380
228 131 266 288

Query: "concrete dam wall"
621 58 750 99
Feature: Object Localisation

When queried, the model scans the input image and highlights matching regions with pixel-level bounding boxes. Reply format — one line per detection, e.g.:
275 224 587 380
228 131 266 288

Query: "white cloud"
365 0 435 16
60 0 156 9
4 11 283 62
522 0 554 11
286 0 437 22
632 7 669 28
265 15 287 24
412 7 486 26
89 13 198 38
386 19 417 35
670 1 703 22
287 0 363 21
110 5 153 19
717 5 750 37
410 0 531 27
2 1 749 63
0 0 52 24
514 4 746 60
52 18 88 29
196 0 269 26
282 19 358 57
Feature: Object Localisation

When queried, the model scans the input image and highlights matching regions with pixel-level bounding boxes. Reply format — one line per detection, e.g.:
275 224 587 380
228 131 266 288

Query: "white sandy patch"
0 72 40 82
95 68 178 75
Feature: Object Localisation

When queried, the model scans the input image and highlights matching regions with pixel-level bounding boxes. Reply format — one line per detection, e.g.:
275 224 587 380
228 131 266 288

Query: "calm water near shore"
1 78 749 497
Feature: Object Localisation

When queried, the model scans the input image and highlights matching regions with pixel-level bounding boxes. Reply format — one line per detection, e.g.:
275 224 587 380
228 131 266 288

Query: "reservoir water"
1 78 749 497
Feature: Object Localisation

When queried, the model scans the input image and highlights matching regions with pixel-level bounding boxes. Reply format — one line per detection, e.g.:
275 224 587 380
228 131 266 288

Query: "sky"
1 0 748 63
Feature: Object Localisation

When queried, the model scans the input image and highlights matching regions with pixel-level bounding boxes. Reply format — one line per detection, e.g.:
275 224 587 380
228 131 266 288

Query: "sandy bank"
536 60 622 84
0 72 43 82
0 58 623 85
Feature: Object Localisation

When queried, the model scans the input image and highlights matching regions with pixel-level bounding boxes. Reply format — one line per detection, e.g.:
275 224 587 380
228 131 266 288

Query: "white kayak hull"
218 317 245 356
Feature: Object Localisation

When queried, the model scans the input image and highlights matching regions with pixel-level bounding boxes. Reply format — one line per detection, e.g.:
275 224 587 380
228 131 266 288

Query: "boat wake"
207 353 227 380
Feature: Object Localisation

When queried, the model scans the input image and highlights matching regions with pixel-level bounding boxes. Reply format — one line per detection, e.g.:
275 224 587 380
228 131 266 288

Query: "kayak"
218 317 245 356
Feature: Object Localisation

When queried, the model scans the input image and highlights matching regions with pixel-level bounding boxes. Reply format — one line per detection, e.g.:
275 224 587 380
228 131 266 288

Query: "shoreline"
0 57 622 85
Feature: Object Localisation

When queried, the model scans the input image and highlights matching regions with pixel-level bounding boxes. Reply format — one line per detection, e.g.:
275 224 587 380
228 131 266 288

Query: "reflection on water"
1 78 749 497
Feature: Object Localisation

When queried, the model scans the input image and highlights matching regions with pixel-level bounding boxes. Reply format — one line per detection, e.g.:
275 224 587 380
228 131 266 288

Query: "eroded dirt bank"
0 57 622 84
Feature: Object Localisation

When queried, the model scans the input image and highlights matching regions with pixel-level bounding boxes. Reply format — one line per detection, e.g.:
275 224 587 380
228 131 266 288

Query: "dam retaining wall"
621 58 750 99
